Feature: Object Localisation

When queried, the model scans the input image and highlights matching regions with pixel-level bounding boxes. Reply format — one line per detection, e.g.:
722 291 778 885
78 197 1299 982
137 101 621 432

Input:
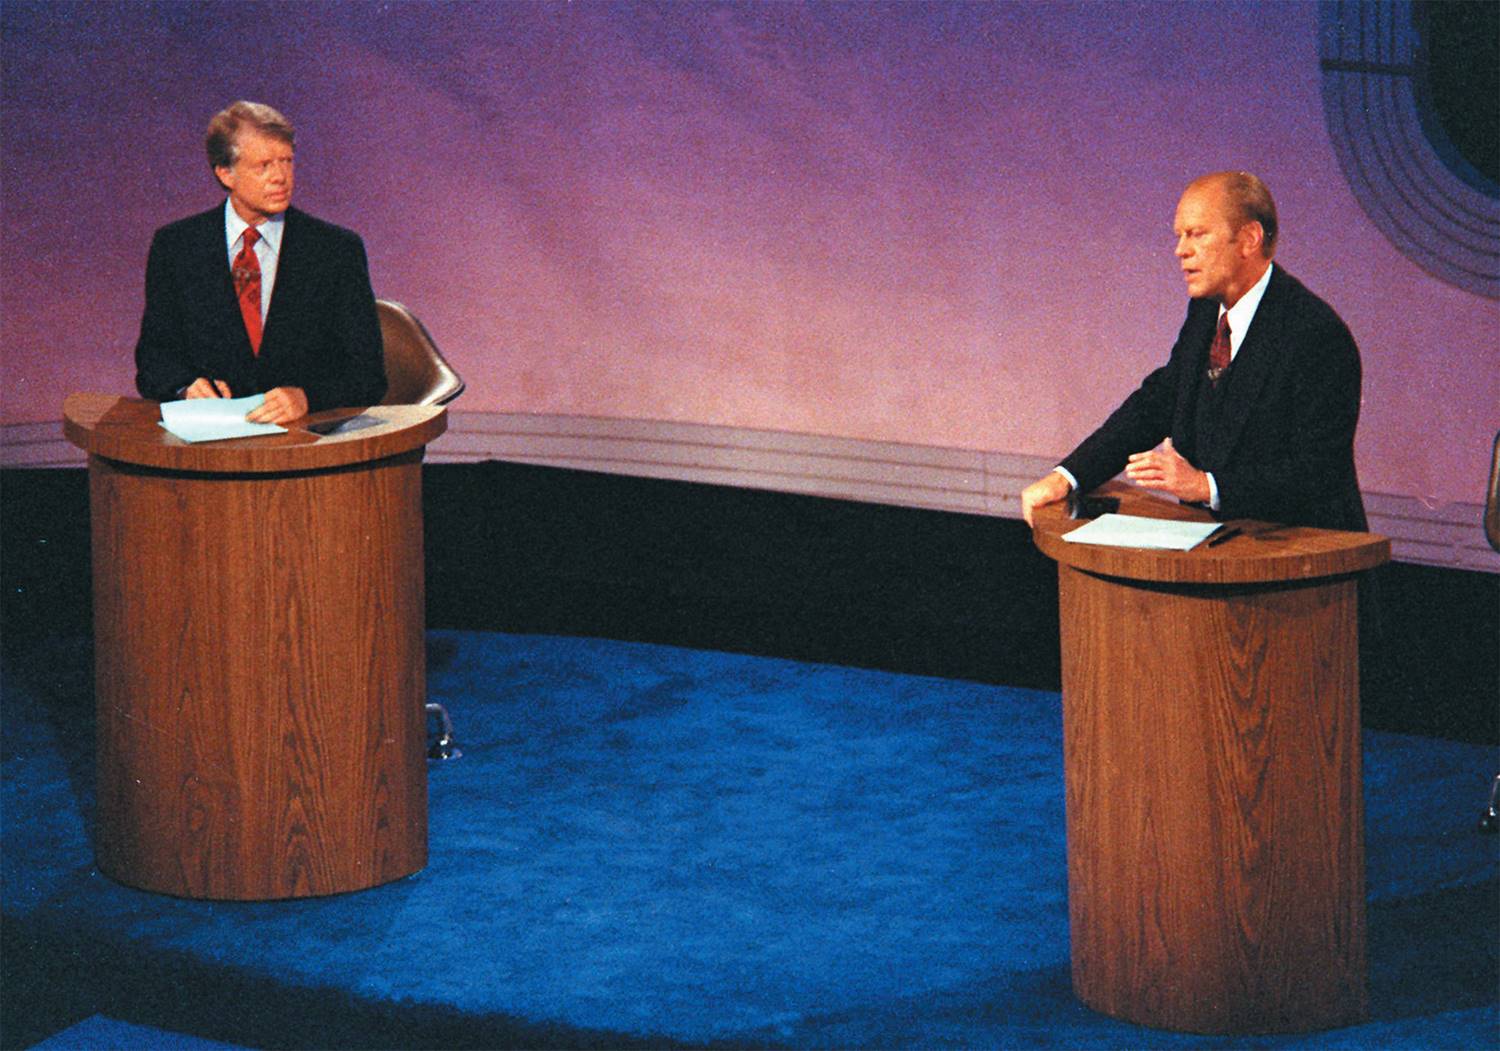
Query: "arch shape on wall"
1319 0 1500 299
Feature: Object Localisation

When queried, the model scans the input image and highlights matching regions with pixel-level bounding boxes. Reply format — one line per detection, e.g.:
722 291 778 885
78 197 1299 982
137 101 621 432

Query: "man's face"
1172 182 1259 305
216 129 294 224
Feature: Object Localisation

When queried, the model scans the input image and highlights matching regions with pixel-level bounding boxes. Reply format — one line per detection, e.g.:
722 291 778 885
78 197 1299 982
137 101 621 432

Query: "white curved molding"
4 411 1495 573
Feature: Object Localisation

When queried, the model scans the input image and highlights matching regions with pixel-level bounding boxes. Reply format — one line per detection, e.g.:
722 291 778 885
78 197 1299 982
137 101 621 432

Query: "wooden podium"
1032 482 1389 1034
64 394 446 901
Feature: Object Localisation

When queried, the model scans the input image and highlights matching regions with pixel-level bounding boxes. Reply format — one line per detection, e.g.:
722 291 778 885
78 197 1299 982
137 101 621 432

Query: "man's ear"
213 165 234 193
1239 221 1265 257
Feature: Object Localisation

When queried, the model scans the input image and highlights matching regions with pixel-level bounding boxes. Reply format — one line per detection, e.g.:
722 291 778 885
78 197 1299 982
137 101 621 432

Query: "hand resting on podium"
1021 436 1211 527
184 378 308 425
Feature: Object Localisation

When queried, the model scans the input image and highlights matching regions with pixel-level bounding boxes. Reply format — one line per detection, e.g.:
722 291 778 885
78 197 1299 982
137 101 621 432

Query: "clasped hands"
1020 438 1210 526
183 379 308 425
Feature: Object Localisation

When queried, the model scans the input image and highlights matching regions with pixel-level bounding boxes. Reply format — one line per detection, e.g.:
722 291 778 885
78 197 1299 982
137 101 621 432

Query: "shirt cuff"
1206 471 1221 511
1053 466 1079 492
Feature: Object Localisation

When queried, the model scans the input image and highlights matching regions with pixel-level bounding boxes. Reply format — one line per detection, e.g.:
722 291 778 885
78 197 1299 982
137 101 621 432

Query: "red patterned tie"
233 227 263 355
1207 312 1230 384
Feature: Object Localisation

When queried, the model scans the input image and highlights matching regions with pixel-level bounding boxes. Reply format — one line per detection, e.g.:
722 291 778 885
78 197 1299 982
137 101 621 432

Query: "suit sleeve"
134 229 195 401
1212 310 1362 524
1057 362 1176 492
300 235 387 412
1056 306 1203 492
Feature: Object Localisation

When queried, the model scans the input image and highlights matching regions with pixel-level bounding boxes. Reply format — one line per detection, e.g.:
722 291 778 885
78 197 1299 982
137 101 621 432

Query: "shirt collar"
1220 261 1273 351
223 199 286 256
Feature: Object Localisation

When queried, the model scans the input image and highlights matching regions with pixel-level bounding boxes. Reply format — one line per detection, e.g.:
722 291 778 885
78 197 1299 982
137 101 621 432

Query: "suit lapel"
1203 267 1286 466
194 205 256 361
260 207 304 358
1172 301 1217 443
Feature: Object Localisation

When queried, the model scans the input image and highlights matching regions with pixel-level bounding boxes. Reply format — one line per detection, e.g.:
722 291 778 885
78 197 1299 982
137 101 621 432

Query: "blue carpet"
3 630 1496 1049
28 1014 250 1050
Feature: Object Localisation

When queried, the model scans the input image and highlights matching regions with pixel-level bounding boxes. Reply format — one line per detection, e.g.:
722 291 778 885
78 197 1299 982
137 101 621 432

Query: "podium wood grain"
66 394 444 900
1033 482 1388 1034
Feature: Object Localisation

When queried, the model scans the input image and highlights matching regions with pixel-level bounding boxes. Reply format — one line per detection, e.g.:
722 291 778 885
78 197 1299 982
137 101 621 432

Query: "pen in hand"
183 377 231 400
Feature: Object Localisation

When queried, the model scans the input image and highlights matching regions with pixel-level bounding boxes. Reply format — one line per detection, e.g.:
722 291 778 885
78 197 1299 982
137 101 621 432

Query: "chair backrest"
375 299 465 406
1487 430 1499 554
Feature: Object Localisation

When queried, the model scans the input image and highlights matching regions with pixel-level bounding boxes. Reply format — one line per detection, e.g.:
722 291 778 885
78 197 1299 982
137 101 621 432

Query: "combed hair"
1218 171 1278 258
205 101 295 172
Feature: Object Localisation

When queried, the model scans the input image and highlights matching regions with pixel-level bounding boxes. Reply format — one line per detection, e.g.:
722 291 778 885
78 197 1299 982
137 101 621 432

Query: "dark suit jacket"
134 204 387 412
1059 266 1367 532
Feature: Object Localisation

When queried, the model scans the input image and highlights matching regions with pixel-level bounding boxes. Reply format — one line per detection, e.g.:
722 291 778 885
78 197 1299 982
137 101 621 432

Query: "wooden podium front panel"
89 451 428 900
1058 564 1366 1033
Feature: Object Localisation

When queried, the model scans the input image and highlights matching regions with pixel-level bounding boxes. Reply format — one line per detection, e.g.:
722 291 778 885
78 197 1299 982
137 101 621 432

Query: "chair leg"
425 702 462 761
1482 774 1500 834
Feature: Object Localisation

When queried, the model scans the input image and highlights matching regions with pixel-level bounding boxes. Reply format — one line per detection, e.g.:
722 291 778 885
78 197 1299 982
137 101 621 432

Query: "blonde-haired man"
135 101 386 423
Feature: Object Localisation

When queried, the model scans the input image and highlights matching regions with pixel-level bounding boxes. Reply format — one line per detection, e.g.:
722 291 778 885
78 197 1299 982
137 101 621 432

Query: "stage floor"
4 631 1496 1049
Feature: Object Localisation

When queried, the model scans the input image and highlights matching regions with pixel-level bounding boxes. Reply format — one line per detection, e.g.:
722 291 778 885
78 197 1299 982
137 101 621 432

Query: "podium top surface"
1032 481 1389 585
63 393 446 474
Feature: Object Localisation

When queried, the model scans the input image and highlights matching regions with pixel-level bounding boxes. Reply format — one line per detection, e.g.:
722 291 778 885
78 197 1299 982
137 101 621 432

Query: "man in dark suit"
135 101 386 424
1021 171 1366 533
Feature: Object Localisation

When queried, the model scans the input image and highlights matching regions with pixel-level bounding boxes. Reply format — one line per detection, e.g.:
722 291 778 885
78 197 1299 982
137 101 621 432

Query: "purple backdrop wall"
3 1 1496 506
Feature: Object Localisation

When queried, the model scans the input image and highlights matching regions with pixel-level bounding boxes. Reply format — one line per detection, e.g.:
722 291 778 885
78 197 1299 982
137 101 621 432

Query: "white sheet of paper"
1060 513 1221 551
159 394 286 443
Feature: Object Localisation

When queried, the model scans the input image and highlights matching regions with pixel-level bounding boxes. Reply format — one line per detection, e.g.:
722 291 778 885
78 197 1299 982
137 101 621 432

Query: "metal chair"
1487 429 1500 553
375 299 465 759
1482 430 1499 832
376 299 466 407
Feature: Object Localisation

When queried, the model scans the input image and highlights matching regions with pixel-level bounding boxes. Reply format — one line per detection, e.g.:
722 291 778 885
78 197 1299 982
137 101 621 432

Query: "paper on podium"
1061 513 1222 550
160 394 286 443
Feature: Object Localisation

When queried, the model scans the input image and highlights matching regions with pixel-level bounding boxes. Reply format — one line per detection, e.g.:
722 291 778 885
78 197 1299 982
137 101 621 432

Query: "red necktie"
1208 312 1230 383
233 227 263 355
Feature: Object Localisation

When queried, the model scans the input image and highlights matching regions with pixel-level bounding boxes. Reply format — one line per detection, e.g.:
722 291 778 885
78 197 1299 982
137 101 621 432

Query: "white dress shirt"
224 199 284 320
1055 262 1276 510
